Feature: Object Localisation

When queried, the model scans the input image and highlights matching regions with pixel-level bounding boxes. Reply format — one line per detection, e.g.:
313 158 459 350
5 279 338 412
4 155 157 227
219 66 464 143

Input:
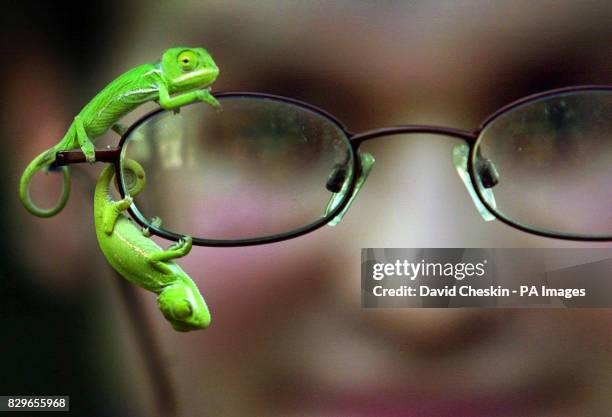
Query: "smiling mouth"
172 319 209 332
175 67 219 86
272 378 575 417
261 330 581 417
171 322 191 332
172 322 201 332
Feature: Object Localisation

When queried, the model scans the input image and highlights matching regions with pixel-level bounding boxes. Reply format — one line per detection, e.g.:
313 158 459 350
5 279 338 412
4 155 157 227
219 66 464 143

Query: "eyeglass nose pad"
475 157 500 189
324 152 375 226
451 144 497 222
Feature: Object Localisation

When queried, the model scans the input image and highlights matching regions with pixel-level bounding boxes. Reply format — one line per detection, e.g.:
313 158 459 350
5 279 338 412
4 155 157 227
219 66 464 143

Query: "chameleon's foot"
117 195 134 211
147 236 193 271
168 236 192 256
103 196 133 235
210 94 223 113
142 216 162 237
197 89 221 110
81 142 96 163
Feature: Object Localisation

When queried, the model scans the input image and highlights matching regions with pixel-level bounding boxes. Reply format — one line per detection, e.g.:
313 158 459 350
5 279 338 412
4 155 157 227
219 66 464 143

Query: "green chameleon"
95 159 210 332
19 46 220 217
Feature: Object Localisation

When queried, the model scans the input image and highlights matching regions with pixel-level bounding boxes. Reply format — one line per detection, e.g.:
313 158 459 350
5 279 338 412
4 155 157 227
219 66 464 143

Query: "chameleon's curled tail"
95 159 146 209
19 148 71 217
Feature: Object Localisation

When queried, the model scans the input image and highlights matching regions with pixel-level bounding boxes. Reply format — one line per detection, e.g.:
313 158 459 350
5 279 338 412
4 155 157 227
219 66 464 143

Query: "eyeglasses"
56 85 612 244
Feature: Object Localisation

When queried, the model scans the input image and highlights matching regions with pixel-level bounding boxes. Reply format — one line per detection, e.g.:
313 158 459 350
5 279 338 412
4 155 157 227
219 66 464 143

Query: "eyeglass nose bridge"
336 125 496 224
349 125 479 146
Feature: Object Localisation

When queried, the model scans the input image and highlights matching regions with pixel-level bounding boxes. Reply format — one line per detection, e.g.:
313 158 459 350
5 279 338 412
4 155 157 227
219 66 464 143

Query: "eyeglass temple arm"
325 152 376 226
53 123 126 167
452 144 497 222
54 148 121 167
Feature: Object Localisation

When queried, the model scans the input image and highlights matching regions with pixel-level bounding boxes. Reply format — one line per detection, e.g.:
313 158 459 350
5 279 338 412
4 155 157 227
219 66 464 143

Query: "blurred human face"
10 1 612 416
120 2 612 417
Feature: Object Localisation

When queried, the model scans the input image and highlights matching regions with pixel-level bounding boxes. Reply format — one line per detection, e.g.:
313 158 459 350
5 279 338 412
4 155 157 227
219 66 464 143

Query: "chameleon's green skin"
20 47 220 217
94 159 210 332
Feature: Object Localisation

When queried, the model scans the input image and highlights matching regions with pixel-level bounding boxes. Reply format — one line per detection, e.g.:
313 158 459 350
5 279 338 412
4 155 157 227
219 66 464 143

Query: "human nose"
329 125 494 228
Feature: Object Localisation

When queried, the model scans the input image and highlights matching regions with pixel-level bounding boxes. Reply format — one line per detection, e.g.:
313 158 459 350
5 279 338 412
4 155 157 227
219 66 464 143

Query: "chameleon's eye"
172 299 193 319
178 50 198 71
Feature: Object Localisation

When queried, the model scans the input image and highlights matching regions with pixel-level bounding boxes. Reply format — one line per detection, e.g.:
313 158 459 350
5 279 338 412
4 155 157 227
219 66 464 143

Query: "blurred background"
2 1 612 416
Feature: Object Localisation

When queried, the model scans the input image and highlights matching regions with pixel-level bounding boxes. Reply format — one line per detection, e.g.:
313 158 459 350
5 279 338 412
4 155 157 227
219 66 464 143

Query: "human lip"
281 385 556 417
271 355 573 417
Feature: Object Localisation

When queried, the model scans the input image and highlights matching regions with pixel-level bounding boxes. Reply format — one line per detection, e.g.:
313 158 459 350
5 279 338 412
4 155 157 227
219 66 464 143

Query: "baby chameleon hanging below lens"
94 159 210 332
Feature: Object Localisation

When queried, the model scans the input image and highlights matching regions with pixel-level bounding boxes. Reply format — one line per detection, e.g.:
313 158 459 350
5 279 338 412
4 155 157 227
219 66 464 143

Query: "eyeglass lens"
474 90 612 237
120 96 355 241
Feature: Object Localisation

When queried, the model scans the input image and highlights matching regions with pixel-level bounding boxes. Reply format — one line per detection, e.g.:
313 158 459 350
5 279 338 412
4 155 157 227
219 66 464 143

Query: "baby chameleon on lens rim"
19 47 220 217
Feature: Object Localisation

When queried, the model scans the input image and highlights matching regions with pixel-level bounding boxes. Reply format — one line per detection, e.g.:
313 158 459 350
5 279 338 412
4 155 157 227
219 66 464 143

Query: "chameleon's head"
157 277 211 332
161 47 219 93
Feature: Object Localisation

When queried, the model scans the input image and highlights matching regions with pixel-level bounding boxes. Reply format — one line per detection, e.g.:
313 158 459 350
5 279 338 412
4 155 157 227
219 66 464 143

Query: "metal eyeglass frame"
55 85 612 245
